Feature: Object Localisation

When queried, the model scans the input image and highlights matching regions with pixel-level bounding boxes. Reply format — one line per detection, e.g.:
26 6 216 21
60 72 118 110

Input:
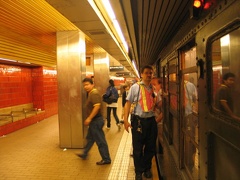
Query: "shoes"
96 160 111 165
119 120 124 124
117 123 121 130
135 173 142 180
106 126 110 130
143 170 152 178
77 154 87 160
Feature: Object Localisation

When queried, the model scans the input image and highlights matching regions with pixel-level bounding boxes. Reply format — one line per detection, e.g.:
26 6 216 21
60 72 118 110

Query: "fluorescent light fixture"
88 0 139 77
212 66 222 71
132 60 139 77
102 0 116 19
0 58 17 62
220 34 230 46
94 57 109 65
18 61 31 64
88 0 119 46
101 0 128 52
110 75 125 80
112 20 128 52
43 69 57 75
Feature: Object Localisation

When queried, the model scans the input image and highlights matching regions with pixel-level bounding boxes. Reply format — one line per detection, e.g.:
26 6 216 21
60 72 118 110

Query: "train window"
180 46 199 178
169 82 177 94
170 94 177 111
211 28 240 121
169 73 177 82
182 47 196 69
183 73 198 115
163 66 168 94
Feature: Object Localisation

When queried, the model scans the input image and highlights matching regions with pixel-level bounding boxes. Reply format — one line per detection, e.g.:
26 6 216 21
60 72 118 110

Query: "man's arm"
122 91 126 107
220 101 240 121
84 104 100 126
156 111 163 123
124 101 131 133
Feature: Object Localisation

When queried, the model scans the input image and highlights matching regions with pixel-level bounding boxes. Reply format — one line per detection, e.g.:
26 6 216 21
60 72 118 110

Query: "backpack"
103 87 119 104
111 87 119 99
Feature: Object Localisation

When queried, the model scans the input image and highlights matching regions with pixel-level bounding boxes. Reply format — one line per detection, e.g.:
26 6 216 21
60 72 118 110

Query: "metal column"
57 31 87 148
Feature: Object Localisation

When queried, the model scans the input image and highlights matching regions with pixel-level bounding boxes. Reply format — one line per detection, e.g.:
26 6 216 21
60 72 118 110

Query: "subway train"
154 0 240 179
0 0 240 180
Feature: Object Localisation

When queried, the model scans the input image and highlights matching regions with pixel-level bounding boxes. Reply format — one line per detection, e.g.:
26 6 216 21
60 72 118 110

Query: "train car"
155 0 240 179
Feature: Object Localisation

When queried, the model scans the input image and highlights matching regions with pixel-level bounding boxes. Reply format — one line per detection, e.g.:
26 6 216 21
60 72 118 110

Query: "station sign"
109 66 124 71
115 72 130 77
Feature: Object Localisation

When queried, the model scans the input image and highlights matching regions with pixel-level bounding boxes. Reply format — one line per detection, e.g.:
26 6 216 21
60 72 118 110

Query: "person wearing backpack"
104 79 121 130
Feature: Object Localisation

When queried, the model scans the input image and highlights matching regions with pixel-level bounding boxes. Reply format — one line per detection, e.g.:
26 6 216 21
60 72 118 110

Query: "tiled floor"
0 101 159 180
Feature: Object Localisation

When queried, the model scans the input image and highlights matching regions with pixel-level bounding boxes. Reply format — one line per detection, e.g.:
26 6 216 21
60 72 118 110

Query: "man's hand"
123 101 132 132
124 121 132 133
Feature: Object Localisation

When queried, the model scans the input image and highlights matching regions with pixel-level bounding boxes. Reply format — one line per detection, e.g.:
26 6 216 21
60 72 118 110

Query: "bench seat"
0 103 43 125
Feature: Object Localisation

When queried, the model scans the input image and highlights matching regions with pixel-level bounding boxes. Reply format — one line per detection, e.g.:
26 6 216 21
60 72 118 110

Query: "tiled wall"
0 64 58 136
32 67 44 110
43 67 58 117
0 64 33 107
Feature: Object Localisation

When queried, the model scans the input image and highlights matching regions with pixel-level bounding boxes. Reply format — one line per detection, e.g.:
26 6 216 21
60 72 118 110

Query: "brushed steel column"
93 53 110 119
57 31 87 148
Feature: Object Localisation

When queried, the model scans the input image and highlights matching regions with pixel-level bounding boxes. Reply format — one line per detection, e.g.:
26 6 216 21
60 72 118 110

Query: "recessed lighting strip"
88 0 139 77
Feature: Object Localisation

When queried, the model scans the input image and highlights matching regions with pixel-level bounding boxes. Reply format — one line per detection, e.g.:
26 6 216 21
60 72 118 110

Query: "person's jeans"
107 107 120 127
83 116 111 162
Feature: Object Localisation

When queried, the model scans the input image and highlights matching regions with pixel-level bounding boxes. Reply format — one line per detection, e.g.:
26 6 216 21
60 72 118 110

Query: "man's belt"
135 115 154 120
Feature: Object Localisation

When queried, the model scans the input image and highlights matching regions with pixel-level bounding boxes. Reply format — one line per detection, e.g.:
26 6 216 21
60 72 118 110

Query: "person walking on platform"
78 78 111 165
103 79 121 130
120 84 130 124
123 65 157 180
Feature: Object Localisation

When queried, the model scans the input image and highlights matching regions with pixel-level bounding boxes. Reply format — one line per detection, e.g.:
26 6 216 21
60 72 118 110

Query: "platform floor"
0 104 159 179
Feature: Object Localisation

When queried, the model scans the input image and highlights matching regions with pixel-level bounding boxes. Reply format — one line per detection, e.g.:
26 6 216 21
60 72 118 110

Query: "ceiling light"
0 58 17 62
88 0 139 77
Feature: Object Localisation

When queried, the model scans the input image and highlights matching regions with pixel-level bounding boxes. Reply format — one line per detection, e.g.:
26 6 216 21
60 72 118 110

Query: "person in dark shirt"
104 79 121 130
215 72 240 121
77 78 111 165
120 84 130 123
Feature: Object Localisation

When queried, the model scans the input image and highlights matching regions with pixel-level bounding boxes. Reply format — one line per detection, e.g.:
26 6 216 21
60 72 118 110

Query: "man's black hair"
223 72 235 81
82 78 93 84
109 79 114 86
140 65 153 73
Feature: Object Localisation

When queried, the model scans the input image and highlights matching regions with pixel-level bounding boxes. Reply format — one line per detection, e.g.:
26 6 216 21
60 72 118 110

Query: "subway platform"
0 110 159 179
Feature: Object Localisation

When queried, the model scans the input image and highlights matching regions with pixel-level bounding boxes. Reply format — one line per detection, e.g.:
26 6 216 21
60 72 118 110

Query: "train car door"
206 26 240 179
179 46 199 179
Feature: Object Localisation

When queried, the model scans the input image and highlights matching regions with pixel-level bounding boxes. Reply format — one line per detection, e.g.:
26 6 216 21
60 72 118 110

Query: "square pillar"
57 31 87 148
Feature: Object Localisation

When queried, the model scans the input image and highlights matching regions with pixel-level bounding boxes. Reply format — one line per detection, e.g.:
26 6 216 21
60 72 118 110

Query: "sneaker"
117 123 121 130
135 173 142 180
106 126 110 130
143 170 152 178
